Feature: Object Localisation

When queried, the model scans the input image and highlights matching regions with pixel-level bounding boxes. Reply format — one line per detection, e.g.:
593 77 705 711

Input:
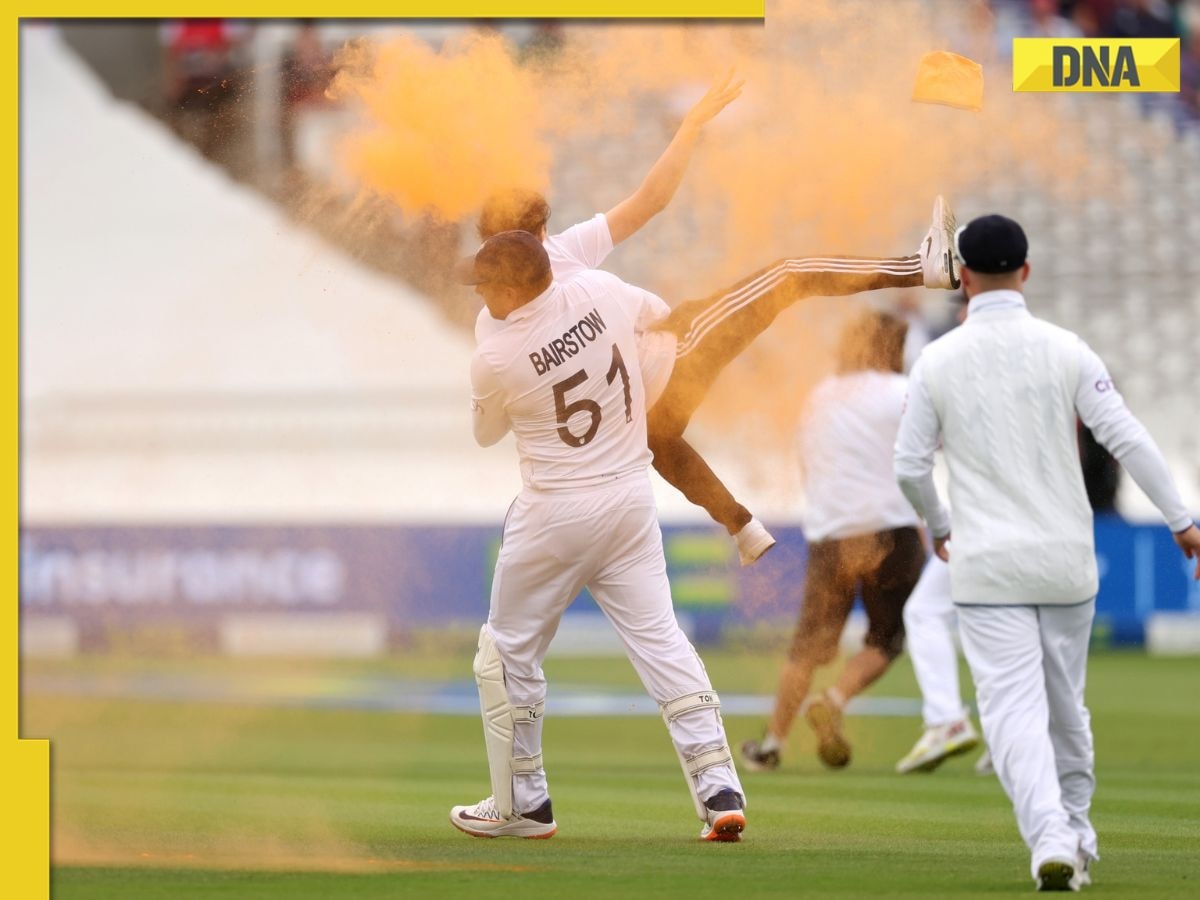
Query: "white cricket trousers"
903 556 969 727
957 601 1098 876
486 471 742 814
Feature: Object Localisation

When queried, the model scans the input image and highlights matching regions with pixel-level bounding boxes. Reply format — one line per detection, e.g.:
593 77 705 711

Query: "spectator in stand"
1106 1 1187 119
1109 0 1178 37
1065 1 1103 36
280 21 332 173
1181 7 1200 121
161 19 249 162
1063 0 1119 33
1026 0 1084 36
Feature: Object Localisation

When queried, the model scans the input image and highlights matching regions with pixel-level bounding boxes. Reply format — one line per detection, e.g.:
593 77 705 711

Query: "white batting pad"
474 625 518 818
659 689 735 820
473 625 546 818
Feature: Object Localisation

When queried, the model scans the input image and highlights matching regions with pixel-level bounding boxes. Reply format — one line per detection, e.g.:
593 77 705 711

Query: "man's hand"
934 533 951 562
605 69 743 247
681 69 745 132
606 69 743 246
1174 523 1200 580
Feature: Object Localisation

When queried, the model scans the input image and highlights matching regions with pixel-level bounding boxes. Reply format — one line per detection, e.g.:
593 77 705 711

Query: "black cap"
954 214 1028 274
457 230 552 288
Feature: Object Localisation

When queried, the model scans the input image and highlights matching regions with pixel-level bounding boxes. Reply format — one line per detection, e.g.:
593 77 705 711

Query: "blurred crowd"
159 18 333 174
148 8 1200 189
138 9 1200 327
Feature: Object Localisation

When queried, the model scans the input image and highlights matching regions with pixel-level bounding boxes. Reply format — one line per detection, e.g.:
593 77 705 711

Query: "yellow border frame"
8 7 763 896
8 17 49 897
15 3 764 17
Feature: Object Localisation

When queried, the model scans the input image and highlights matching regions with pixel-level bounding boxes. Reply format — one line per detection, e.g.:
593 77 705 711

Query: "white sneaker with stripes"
920 195 961 290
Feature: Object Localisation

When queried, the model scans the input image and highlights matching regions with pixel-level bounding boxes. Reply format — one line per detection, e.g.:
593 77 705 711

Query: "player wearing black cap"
895 213 1200 892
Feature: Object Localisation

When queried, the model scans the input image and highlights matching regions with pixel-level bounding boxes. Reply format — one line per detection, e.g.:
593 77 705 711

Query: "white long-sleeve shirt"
895 289 1192 605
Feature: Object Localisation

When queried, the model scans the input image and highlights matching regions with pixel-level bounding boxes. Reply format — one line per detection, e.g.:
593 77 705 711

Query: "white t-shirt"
471 270 670 491
545 212 614 280
799 370 921 543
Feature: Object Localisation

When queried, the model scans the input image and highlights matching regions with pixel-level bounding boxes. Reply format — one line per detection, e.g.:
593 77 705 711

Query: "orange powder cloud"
326 1 1101 471
330 31 552 220
330 2 1092 279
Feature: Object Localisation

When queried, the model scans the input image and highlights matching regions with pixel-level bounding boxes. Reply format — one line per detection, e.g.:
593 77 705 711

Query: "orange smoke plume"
330 32 551 221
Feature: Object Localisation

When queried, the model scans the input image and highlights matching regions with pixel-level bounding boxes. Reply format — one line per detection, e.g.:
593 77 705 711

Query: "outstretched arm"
605 70 743 247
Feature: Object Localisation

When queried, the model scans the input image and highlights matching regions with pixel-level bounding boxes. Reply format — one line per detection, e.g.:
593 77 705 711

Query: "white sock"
761 731 782 754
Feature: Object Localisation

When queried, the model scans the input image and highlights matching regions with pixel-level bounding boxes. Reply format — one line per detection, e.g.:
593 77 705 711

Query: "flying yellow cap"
912 51 984 111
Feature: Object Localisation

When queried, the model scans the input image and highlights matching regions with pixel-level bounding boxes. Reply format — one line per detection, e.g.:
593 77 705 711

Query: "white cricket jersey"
895 290 1192 606
471 270 670 490
799 371 921 542
473 213 676 407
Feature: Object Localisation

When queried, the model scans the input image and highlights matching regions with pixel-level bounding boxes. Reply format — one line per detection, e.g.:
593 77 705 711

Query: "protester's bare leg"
829 646 891 706
648 257 923 533
767 658 818 739
647 430 751 534
767 540 852 740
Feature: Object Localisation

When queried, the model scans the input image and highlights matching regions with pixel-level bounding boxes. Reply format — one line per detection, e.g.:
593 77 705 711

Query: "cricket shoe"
739 737 781 773
895 718 980 774
1035 858 1079 892
449 795 557 839
735 518 776 567
919 195 961 290
700 788 746 842
805 693 851 769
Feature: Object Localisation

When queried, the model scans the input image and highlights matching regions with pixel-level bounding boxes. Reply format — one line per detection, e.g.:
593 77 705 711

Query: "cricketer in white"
894 214 1200 892
451 230 746 843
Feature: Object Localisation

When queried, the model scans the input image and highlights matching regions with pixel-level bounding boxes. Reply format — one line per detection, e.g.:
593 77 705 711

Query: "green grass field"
22 650 1200 898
